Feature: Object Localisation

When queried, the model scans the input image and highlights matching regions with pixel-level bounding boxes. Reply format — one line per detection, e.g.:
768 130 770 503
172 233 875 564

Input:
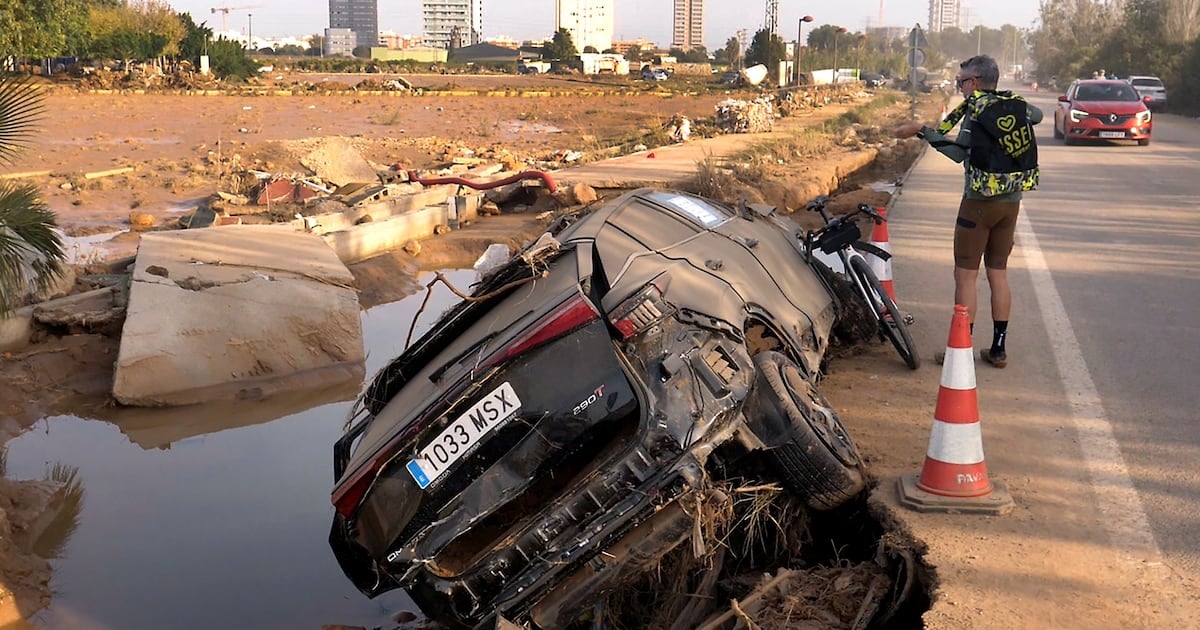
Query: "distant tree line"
0 0 314 80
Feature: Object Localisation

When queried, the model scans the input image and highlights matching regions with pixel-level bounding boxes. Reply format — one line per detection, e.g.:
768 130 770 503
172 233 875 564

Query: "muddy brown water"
4 269 477 629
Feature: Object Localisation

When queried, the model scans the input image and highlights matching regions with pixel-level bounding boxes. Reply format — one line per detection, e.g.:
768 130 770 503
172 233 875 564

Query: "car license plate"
406 382 522 490
1098 131 1125 138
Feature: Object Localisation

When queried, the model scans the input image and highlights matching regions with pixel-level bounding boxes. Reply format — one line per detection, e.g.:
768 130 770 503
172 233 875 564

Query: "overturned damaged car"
330 188 868 627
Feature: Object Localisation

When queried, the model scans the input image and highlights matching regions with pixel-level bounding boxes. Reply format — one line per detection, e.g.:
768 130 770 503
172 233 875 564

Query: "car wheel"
752 351 866 510
1138 138 1150 146
1053 121 1064 140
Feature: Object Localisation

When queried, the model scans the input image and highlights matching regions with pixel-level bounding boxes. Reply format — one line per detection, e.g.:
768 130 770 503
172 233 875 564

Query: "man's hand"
893 121 924 139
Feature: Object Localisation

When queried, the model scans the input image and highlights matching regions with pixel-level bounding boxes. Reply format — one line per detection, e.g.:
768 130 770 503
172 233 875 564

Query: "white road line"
1017 209 1161 557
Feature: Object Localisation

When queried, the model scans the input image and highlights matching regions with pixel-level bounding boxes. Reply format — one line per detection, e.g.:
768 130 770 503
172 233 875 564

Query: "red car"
1054 79 1153 146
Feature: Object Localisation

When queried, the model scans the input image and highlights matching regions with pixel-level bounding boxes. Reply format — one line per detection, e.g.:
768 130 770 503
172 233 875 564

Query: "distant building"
556 0 614 53
867 26 909 41
324 27 357 56
611 38 656 56
423 0 483 49
485 35 522 49
449 42 521 64
928 0 961 33
329 0 378 49
671 0 703 51
371 47 448 63
379 32 426 49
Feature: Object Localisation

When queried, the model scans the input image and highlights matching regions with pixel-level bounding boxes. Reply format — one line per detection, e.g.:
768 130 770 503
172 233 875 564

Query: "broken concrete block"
112 225 364 406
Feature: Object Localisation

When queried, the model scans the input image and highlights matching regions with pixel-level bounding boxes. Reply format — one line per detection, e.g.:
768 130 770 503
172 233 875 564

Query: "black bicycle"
803 196 920 369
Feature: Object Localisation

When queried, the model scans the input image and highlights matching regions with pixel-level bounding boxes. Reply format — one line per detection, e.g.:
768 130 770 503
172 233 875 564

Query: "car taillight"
483 292 600 368
333 472 374 519
609 273 674 339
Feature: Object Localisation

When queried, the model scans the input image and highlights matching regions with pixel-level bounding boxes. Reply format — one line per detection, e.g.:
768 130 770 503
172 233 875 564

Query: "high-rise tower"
424 0 483 49
928 0 960 32
672 0 703 51
328 0 378 53
556 0 614 53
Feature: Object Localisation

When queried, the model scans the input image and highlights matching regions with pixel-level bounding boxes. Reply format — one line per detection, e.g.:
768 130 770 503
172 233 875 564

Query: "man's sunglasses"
955 76 978 89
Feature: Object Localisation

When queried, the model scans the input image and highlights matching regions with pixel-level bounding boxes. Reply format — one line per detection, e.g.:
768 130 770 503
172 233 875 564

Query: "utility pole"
736 29 749 70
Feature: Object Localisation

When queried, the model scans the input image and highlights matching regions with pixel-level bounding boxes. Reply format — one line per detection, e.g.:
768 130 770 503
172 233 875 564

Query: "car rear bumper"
333 317 761 626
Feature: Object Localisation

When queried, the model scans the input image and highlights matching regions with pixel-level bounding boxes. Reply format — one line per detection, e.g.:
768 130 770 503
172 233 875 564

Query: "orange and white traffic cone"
865 207 897 303
939 103 948 121
897 305 1014 514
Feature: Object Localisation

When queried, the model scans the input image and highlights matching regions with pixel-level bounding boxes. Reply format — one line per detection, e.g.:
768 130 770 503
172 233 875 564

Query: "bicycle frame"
802 198 920 369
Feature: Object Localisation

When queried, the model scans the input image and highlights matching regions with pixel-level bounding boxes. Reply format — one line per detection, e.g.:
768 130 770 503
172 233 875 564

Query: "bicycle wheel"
849 256 920 369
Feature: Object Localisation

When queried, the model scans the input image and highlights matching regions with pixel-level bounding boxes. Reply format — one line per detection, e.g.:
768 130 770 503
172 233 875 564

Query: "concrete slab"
112 225 364 406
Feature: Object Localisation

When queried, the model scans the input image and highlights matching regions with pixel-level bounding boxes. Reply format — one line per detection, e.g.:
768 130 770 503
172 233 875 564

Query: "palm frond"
0 182 66 316
0 77 45 166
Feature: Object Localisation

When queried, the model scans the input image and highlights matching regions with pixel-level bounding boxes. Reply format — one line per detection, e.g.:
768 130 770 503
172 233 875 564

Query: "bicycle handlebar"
805 197 886 225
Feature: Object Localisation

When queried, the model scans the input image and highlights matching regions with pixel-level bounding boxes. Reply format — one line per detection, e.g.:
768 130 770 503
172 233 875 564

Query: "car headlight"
1136 110 1152 124
1069 108 1089 123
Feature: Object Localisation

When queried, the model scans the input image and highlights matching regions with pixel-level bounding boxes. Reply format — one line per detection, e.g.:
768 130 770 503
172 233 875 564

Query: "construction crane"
210 5 263 33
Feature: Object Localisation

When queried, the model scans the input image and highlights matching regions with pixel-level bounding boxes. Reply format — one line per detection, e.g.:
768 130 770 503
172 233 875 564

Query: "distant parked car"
329 188 868 628
860 71 886 88
1054 79 1153 146
1127 75 1167 111
642 67 669 81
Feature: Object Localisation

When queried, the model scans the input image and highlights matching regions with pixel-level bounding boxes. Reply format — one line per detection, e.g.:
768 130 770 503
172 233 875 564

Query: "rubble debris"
32 286 126 336
715 98 777 134
666 114 692 143
83 166 134 180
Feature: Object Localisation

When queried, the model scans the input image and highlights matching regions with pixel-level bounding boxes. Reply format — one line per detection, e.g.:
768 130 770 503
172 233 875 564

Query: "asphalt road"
877 82 1200 624
1021 88 1200 575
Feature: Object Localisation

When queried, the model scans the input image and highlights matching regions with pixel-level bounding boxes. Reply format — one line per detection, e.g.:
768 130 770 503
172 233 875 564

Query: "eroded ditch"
0 116 940 627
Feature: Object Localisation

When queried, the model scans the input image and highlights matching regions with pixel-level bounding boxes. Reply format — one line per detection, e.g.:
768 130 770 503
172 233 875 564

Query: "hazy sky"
184 1 1043 49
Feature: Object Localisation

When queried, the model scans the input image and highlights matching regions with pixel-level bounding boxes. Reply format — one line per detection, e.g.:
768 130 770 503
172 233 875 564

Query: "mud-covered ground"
0 76 943 625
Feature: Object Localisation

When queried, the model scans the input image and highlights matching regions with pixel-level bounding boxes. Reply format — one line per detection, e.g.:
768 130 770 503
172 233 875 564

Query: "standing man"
893 55 1042 368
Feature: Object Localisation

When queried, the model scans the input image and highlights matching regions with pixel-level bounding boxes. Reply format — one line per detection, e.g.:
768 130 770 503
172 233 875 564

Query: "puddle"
870 180 901 194
504 120 563 135
3 269 476 629
59 230 129 265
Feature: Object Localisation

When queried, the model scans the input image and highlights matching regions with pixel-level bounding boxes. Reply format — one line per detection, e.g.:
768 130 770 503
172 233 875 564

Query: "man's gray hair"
960 55 999 88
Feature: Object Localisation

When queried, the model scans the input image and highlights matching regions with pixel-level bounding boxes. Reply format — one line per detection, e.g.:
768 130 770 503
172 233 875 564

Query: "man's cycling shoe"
981 349 1007 368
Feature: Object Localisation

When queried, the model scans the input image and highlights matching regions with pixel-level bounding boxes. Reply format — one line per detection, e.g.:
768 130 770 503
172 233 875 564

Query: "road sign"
908 25 928 49
907 48 926 68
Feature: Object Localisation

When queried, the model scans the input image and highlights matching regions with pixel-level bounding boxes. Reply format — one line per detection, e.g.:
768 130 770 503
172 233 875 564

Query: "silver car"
1128 75 1167 111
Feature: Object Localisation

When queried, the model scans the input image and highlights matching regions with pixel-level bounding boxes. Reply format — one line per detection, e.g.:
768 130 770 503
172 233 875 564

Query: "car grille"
1088 113 1135 125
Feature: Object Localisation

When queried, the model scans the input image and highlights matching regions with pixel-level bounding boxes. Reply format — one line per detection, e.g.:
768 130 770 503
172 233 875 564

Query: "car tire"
1138 138 1150 146
752 351 866 510
1053 121 1064 140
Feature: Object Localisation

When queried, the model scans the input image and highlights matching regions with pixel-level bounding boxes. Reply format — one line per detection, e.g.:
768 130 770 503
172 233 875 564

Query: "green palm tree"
0 76 66 317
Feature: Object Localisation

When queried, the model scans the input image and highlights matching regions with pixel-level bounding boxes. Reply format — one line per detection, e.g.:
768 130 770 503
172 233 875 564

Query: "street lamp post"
794 15 814 86
248 13 253 51
856 34 866 80
832 27 847 84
